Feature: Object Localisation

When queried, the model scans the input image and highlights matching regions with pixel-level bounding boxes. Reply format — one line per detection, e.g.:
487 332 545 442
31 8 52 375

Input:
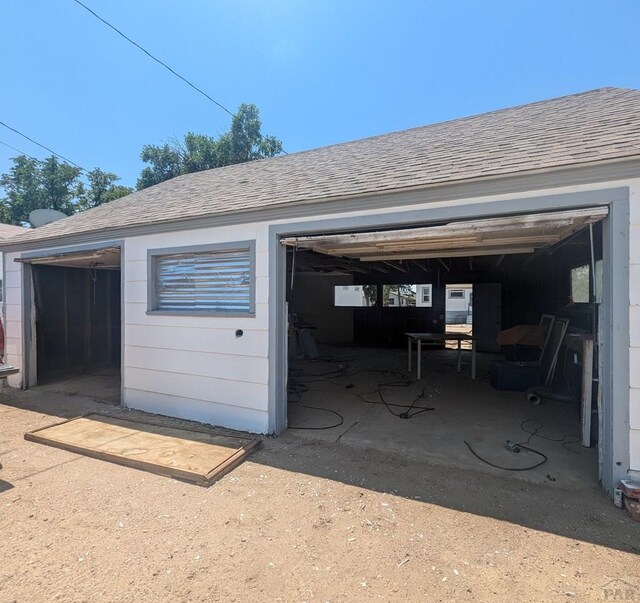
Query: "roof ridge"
110 87 635 184
6 86 640 246
256 87 636 162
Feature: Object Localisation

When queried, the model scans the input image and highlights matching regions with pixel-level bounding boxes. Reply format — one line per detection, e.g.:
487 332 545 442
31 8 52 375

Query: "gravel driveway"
0 387 638 602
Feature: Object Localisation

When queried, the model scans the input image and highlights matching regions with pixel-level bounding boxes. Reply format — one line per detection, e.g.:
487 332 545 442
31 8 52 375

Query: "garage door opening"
281 207 607 486
22 246 121 404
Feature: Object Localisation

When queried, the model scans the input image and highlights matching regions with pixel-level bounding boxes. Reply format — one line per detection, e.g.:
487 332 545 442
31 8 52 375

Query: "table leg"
417 339 422 380
471 340 476 380
407 337 412 373
457 339 462 372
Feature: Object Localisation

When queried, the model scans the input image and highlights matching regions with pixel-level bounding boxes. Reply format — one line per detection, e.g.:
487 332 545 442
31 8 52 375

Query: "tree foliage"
77 168 134 211
0 156 132 226
362 284 417 307
136 103 283 190
0 103 281 225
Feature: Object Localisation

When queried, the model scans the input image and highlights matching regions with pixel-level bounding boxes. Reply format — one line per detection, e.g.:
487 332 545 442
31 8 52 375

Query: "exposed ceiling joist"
358 246 535 261
281 207 608 263
382 261 408 273
14 246 121 269
358 245 537 261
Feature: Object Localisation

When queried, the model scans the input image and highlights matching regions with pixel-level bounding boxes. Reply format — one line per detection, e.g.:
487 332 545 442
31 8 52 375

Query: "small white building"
334 285 370 307
1 88 639 496
415 284 433 308
446 284 472 324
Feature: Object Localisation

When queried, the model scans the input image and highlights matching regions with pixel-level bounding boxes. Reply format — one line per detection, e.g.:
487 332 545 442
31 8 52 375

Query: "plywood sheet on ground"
24 414 260 486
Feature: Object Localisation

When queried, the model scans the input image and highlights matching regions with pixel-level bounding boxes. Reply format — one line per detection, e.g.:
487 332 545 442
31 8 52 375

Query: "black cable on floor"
289 356 444 425
295 367 404 383
464 440 548 471
292 369 436 419
464 418 581 471
355 394 436 415
288 405 344 430
372 381 435 419
309 355 356 363
287 366 436 423
518 419 580 453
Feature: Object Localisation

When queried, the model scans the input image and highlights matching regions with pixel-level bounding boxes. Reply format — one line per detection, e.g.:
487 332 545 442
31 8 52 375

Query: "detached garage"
1 87 639 496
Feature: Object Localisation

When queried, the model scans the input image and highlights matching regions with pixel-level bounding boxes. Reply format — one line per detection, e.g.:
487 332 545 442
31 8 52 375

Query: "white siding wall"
123 222 270 433
3 251 23 387
628 180 640 473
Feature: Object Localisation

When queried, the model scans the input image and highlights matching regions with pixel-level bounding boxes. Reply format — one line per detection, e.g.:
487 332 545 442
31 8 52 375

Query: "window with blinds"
149 243 254 315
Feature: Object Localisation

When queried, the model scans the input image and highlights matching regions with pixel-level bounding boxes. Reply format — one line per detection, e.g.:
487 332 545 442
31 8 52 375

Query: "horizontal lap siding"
123 223 271 433
126 368 267 410
123 389 268 434
3 252 22 387
126 346 268 384
125 324 268 356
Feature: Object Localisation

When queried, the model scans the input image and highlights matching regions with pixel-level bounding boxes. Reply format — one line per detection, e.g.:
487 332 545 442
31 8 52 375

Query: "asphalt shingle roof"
7 87 640 246
0 223 29 240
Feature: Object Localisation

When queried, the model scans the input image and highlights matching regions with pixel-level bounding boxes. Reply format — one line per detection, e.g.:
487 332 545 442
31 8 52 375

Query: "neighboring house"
334 285 370 307
415 284 433 308
1 88 640 496
336 283 432 307
385 285 415 307
446 285 472 324
0 223 28 303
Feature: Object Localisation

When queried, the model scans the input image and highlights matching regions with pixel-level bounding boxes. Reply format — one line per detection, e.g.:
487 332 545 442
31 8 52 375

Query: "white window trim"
421 284 432 306
147 240 256 317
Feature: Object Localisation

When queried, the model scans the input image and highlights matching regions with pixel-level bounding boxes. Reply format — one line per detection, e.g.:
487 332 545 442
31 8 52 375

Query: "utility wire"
0 139 39 161
71 0 287 154
0 120 84 169
71 0 235 118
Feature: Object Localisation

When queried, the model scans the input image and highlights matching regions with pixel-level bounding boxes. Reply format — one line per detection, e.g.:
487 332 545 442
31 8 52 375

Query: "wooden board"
24 414 260 487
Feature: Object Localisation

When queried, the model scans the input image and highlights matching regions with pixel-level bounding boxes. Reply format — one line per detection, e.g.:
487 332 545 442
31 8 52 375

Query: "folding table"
406 332 476 380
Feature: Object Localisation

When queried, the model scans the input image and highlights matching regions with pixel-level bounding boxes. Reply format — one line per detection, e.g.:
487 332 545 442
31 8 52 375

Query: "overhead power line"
72 0 235 118
0 138 38 161
0 120 84 169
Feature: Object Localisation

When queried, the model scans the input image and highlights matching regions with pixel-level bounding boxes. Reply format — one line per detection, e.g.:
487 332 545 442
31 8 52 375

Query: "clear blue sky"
1 0 639 188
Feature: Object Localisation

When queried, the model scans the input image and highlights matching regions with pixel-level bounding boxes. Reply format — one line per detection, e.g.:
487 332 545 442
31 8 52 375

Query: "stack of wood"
616 479 640 521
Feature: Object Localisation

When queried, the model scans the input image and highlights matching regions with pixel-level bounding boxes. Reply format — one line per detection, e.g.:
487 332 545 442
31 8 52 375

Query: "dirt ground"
1 387 639 602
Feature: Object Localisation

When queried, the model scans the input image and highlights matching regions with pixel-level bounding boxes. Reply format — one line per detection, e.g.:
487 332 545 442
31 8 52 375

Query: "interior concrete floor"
35 366 121 405
288 345 597 490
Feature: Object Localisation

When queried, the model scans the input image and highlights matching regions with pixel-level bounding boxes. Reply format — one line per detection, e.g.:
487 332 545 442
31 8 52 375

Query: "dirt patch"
0 388 638 602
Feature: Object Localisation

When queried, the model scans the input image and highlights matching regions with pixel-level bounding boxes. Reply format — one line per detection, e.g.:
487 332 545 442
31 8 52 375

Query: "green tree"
362 284 378 307
77 168 133 211
0 156 132 225
0 156 81 224
384 284 416 307
136 103 283 190
217 103 283 165
136 143 184 190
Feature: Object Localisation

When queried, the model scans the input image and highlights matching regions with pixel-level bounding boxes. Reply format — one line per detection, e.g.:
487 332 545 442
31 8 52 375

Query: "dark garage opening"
282 208 607 488
28 247 121 403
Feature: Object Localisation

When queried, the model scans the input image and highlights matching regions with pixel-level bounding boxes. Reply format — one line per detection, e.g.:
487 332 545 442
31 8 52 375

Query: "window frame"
421 284 432 306
569 263 590 304
448 289 465 299
146 240 256 317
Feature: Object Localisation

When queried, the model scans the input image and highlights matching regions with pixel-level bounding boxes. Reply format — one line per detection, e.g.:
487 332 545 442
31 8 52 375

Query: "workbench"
406 332 476 380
